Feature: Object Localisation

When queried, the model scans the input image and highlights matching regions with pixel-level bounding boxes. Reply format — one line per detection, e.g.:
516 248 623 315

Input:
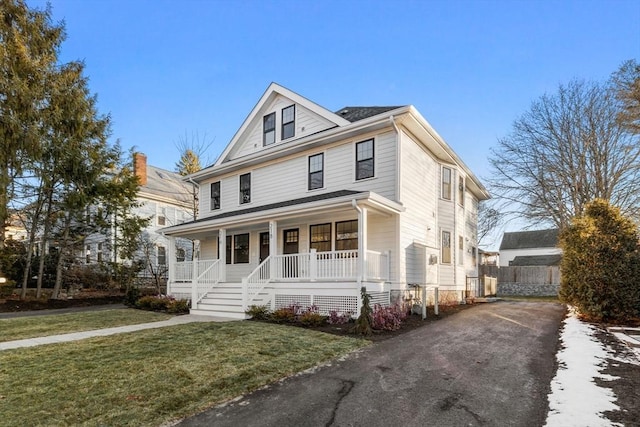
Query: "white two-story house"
163 83 489 318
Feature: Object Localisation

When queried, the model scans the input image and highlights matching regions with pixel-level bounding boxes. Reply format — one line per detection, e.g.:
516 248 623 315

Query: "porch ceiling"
162 190 403 239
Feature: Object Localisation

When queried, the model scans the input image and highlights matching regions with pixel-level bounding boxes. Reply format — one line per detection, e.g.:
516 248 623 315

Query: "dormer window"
282 105 295 140
263 112 275 146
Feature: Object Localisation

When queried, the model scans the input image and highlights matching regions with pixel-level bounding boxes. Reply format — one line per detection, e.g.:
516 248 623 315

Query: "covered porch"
162 191 403 318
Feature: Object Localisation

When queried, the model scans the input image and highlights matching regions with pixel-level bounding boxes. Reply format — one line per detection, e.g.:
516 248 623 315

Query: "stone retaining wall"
497 283 559 297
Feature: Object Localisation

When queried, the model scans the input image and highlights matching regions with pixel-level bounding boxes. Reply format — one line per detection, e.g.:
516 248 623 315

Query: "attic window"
263 112 275 146
282 105 295 140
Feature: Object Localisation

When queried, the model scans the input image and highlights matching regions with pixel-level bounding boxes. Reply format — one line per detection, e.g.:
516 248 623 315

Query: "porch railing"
365 250 389 281
191 259 221 306
243 256 272 309
272 250 359 280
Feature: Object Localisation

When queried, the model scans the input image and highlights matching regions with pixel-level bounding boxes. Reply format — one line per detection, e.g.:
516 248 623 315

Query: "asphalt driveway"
178 301 566 427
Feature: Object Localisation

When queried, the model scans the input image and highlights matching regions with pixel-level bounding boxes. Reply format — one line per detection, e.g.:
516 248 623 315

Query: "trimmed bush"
135 294 190 314
559 199 640 322
245 305 271 320
353 287 373 336
371 303 408 331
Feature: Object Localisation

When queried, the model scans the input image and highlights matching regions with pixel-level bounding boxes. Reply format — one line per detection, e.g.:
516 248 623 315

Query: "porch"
168 249 391 319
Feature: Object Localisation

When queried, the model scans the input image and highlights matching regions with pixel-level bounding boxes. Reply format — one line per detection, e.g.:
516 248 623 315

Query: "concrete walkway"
0 313 236 351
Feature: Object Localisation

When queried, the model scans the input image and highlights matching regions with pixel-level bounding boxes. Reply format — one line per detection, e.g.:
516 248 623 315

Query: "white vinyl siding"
230 95 337 160
198 130 398 218
397 131 439 286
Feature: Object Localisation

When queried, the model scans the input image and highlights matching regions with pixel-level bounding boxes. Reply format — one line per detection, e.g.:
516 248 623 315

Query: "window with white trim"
356 139 374 180
239 173 251 204
157 246 166 265
308 153 324 190
282 105 295 140
336 220 358 251
442 167 452 200
263 112 275 146
211 181 220 210
310 223 331 252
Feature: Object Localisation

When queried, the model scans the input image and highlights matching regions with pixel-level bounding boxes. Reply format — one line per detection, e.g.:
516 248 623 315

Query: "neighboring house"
498 229 561 267
162 83 490 318
84 153 194 282
479 249 499 266
5 212 27 242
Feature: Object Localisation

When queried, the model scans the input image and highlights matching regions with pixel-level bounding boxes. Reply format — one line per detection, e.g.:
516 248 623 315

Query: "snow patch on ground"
545 309 621 427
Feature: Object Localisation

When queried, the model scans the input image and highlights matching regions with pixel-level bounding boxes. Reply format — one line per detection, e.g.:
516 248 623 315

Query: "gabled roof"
214 83 351 167
139 165 192 206
499 229 560 250
509 254 562 266
335 106 405 123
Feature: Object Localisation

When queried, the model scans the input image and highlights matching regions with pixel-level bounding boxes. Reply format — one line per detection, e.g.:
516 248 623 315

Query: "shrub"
299 311 326 327
0 279 15 297
123 287 140 307
271 303 300 323
353 287 373 336
136 295 169 311
327 310 352 325
371 303 407 331
166 298 190 314
559 199 640 322
245 305 271 320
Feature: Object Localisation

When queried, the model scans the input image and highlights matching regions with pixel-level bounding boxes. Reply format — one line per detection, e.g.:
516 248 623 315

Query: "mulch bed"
253 303 474 342
0 290 125 313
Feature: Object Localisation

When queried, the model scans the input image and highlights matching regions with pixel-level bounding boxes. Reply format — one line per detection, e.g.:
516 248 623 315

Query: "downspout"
352 200 363 285
390 115 400 292
453 171 458 301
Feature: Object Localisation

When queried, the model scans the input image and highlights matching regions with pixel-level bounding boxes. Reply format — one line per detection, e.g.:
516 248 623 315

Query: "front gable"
215 83 351 165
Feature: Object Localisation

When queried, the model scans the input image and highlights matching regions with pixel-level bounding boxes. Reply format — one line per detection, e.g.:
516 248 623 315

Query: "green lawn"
0 309 172 342
0 321 368 426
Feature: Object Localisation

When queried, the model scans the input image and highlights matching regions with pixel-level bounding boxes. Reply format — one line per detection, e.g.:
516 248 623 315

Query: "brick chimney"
133 152 147 186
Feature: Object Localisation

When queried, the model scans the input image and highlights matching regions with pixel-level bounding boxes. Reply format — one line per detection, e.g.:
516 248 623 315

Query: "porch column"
218 229 226 282
167 235 175 295
191 239 200 309
359 206 368 282
269 221 277 280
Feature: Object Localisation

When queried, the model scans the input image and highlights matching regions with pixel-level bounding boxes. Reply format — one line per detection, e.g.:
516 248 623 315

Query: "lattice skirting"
274 294 359 315
274 291 390 316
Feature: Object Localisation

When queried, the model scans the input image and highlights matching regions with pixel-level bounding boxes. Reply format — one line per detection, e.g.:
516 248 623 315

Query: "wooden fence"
478 265 560 296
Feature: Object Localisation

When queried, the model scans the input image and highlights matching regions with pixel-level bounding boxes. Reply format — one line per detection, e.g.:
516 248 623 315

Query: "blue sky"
29 0 640 238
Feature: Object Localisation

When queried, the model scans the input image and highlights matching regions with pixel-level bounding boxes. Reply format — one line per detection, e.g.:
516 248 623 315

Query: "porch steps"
190 283 271 320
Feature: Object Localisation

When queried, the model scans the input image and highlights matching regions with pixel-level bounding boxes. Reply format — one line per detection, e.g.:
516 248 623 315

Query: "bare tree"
489 78 640 229
174 130 214 175
477 201 504 248
612 59 640 135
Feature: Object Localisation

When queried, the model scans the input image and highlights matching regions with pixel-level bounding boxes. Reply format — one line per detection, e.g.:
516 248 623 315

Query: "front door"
283 228 299 278
259 232 270 263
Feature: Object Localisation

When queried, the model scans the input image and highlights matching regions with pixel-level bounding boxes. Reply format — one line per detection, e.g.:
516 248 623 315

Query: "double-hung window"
310 223 331 252
211 181 220 210
239 173 251 204
157 246 166 265
336 220 358 251
308 153 324 190
225 234 249 264
458 176 465 206
282 105 295 140
234 234 250 264
356 139 374 180
263 112 275 146
442 167 452 200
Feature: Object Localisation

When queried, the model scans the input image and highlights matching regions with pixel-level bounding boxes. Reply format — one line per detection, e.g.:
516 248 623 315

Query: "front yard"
0 317 368 426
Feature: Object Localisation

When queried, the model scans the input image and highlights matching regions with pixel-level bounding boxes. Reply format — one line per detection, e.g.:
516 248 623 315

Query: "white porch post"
310 248 317 280
167 235 175 295
218 229 226 282
191 239 200 309
359 206 368 282
269 221 277 280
